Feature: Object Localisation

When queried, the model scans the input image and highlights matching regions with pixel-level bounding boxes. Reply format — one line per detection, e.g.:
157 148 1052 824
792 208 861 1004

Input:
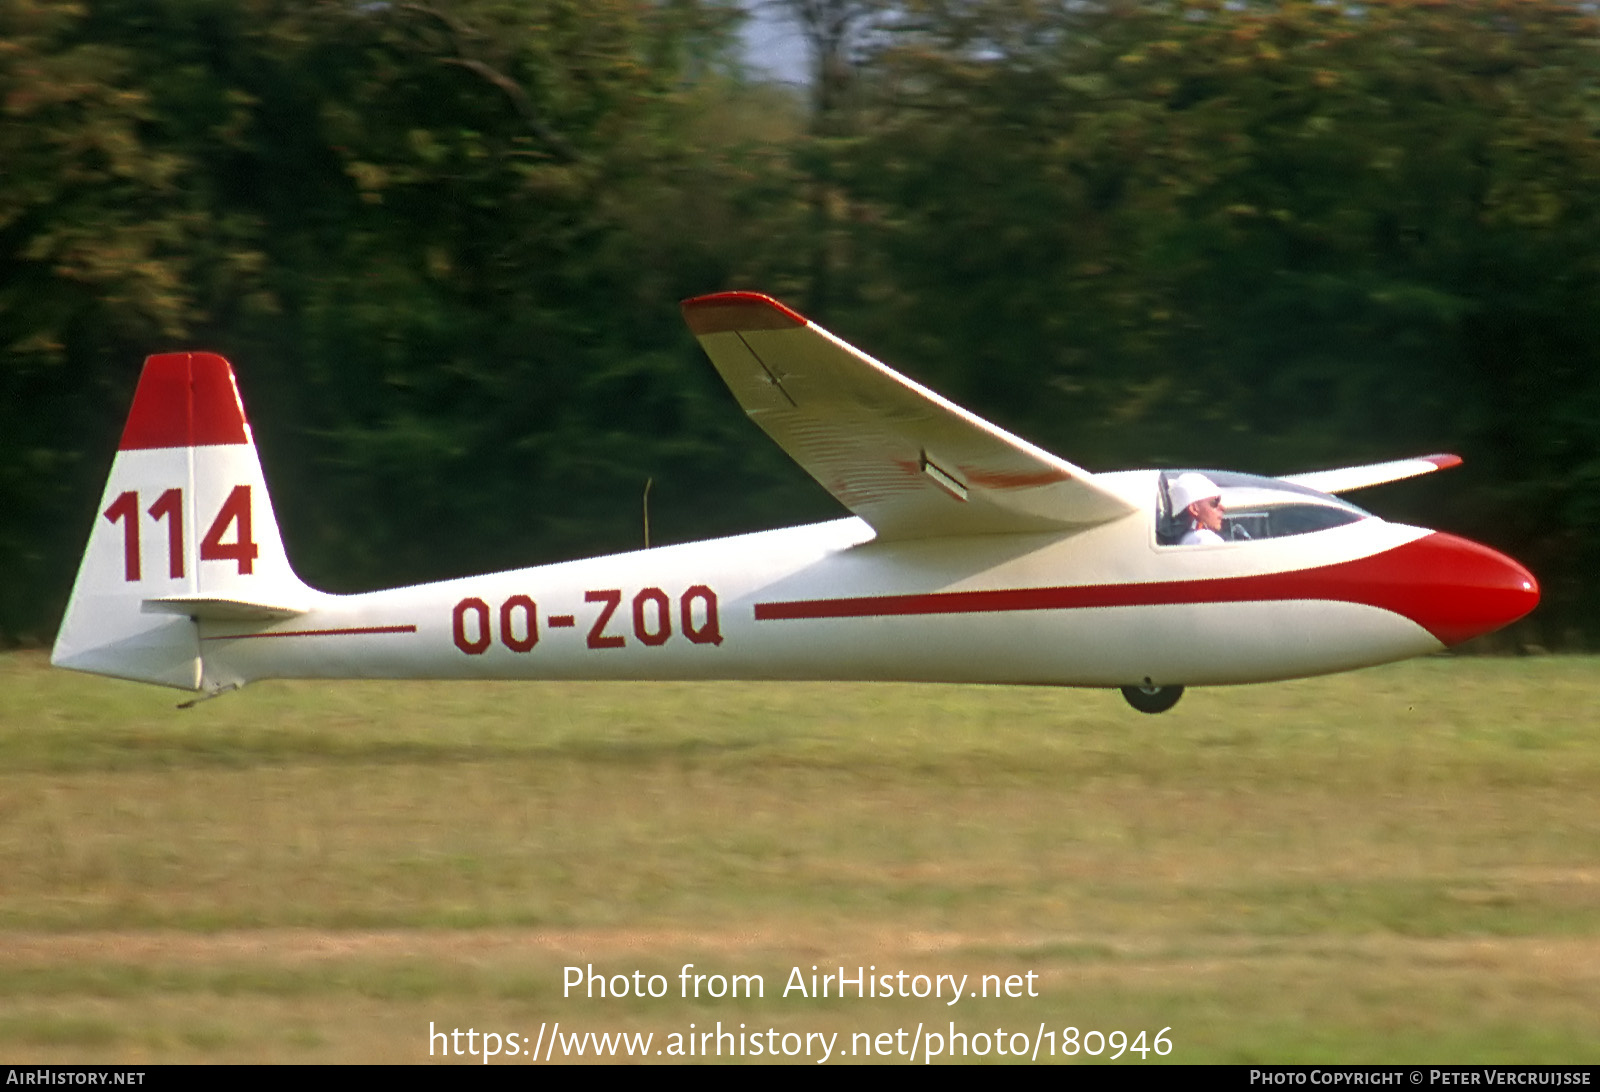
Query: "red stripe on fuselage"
753 533 1538 647
202 625 418 641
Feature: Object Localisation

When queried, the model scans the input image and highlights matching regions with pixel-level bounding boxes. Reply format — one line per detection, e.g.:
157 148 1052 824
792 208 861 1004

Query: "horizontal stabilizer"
142 596 308 622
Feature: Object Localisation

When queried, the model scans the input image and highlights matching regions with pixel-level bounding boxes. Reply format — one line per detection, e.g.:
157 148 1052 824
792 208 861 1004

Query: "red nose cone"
1375 532 1540 646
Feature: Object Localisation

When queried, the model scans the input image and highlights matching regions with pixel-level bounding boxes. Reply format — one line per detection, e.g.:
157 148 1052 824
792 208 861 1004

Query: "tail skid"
51 353 315 692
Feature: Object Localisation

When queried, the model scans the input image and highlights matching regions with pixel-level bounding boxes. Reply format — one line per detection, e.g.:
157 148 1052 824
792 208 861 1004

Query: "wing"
682 292 1137 540
1279 453 1462 495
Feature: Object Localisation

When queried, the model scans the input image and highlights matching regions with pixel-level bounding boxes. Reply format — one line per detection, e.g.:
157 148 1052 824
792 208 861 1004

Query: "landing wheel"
1120 683 1185 714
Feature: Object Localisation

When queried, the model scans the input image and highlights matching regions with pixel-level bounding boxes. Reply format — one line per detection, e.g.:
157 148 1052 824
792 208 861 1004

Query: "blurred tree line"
3 0 1595 648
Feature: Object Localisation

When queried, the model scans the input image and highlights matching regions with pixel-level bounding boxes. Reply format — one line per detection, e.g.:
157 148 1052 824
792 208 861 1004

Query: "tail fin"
51 352 312 691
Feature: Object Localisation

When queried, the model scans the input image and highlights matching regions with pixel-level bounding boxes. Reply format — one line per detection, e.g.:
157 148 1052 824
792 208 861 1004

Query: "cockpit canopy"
1157 470 1371 545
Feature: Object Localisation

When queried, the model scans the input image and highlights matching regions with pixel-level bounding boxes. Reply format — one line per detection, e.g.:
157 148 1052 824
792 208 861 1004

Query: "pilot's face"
1189 496 1224 533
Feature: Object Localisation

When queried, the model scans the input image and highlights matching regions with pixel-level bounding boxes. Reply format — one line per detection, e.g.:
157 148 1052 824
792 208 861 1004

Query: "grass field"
1 651 1596 1064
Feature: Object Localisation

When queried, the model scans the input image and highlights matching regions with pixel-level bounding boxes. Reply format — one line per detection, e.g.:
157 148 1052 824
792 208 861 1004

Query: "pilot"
1169 472 1226 545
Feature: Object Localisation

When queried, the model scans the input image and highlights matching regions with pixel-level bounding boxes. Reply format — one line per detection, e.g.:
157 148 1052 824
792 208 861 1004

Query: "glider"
53 292 1538 712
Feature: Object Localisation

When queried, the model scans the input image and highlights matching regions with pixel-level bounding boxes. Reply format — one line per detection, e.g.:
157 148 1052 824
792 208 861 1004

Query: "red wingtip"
119 352 249 450
681 291 807 336
1423 453 1464 470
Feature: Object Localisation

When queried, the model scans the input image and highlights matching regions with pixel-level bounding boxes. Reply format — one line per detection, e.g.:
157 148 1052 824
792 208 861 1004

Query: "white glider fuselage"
52 293 1539 707
196 493 1450 692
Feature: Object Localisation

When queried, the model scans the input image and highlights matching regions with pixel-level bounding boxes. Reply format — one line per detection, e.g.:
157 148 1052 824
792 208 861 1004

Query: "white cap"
1169 472 1221 513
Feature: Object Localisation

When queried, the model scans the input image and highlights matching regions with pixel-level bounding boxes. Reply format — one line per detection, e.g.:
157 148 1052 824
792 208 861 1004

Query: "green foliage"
2 0 1598 644
0 0 818 637
0 0 252 641
841 0 1600 641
